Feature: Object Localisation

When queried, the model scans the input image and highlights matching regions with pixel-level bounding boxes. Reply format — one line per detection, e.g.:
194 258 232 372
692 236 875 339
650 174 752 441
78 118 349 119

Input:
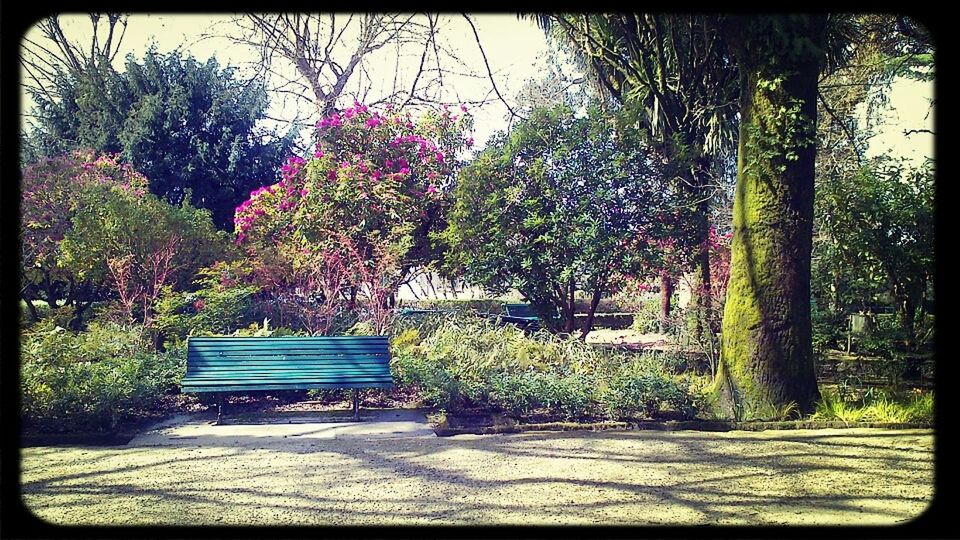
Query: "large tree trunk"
712 15 826 420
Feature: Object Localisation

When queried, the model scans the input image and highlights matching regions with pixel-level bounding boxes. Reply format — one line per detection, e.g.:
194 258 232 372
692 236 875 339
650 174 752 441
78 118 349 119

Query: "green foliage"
21 151 231 328
812 388 933 424
235 104 472 335
389 315 696 420
600 362 696 420
443 104 669 334
25 48 294 229
811 299 846 359
813 155 934 350
812 392 866 424
59 180 229 294
20 317 186 431
630 293 666 334
155 261 261 340
226 319 307 337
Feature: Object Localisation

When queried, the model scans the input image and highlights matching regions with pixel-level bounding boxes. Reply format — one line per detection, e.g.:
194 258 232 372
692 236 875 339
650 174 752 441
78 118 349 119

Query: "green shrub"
155 262 261 340
536 372 597 419
488 371 543 415
811 301 845 359
21 318 186 431
600 365 696 420
630 293 665 334
389 315 695 419
811 392 865 424
906 392 934 422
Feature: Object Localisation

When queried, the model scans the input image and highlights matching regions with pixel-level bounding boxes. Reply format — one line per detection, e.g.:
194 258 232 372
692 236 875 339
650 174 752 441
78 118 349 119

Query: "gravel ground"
21 427 933 526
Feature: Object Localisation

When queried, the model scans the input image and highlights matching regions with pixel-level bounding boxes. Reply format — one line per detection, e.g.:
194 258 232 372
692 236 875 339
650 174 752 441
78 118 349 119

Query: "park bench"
501 303 559 329
181 336 393 424
397 307 452 316
504 303 540 321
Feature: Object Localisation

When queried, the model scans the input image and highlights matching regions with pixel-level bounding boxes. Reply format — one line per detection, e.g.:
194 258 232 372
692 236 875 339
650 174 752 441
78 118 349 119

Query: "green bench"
181 336 393 424
504 303 540 321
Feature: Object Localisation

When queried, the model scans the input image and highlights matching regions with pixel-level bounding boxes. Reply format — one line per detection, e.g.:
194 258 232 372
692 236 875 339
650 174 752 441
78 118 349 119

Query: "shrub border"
433 418 933 436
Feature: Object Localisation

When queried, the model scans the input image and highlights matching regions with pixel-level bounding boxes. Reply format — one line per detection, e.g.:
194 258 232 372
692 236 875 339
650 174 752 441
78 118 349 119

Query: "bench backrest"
504 303 537 318
181 336 392 393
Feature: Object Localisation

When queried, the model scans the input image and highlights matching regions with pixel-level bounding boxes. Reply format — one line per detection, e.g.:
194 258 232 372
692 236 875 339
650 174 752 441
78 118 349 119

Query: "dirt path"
21 427 932 526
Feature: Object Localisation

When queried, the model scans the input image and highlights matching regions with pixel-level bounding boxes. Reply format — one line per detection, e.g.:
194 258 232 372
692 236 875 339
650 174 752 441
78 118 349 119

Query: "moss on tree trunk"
711 16 827 419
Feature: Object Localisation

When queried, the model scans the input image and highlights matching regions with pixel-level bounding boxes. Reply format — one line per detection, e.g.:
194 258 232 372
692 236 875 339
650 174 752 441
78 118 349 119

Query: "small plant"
773 401 801 421
811 392 865 425
906 392 934 423
861 396 911 423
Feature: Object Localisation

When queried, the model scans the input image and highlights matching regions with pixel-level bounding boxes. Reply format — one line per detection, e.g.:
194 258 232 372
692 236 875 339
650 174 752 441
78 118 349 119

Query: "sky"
20 13 934 161
20 13 557 150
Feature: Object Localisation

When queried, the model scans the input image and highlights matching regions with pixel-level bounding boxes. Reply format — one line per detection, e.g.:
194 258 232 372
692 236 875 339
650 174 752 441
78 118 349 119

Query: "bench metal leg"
352 390 360 421
216 394 224 425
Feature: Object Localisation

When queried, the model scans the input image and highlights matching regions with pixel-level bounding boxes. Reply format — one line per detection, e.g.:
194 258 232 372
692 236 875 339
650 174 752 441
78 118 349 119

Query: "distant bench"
504 303 539 321
181 336 393 424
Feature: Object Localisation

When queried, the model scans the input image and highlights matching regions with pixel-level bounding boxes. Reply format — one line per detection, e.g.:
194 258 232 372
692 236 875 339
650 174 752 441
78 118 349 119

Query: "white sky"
20 13 934 162
20 13 555 150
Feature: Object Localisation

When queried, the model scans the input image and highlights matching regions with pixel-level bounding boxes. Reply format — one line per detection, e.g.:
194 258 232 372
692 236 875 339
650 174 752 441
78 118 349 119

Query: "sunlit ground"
21 428 932 525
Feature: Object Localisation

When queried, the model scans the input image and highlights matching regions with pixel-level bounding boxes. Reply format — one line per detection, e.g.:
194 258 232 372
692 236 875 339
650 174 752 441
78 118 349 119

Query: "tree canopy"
24 48 295 229
443 104 673 337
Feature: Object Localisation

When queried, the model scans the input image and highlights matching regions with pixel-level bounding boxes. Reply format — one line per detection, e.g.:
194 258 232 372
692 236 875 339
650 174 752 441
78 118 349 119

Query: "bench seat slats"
188 336 389 341
189 358 389 368
187 351 388 361
182 336 393 394
182 372 391 380
182 382 395 393
187 345 387 352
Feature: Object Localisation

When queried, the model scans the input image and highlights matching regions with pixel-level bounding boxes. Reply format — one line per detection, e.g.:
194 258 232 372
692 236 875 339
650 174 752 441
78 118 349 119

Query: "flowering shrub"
234 103 473 334
20 150 229 328
20 151 150 321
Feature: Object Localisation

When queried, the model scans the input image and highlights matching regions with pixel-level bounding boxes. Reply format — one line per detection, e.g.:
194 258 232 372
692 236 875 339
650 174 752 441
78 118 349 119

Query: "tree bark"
22 295 40 322
564 276 577 334
691 235 713 338
712 15 826 419
659 270 674 333
579 280 605 341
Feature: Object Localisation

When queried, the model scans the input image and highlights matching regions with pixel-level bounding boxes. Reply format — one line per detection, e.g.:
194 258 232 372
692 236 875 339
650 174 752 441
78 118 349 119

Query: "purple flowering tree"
20 150 228 328
234 103 473 334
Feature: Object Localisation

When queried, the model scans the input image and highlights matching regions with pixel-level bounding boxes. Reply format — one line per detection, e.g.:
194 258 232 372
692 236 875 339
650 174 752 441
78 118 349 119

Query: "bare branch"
461 13 525 122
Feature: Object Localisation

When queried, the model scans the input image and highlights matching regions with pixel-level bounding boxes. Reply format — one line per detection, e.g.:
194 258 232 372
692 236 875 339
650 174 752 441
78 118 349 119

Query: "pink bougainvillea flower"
466 137 474 148
426 184 438 195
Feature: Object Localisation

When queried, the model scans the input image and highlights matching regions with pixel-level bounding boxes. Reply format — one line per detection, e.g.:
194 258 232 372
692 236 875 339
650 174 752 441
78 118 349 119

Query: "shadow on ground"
20 421 934 526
